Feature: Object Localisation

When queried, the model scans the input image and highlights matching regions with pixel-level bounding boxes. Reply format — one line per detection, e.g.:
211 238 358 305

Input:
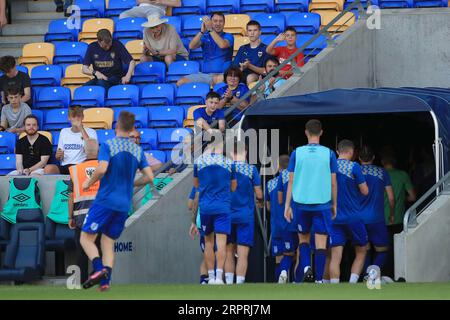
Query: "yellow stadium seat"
233 36 250 57
183 105 205 128
83 108 114 129
61 64 93 97
309 0 344 12
125 40 144 61
319 11 355 33
19 131 53 144
18 43 55 72
78 19 115 44
224 14 250 36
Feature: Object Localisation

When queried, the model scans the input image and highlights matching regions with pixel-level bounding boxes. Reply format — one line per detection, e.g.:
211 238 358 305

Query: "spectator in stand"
194 91 225 134
0 55 32 106
0 0 8 28
0 87 31 134
258 57 286 98
266 27 305 79
82 29 136 90
44 106 98 175
8 115 52 176
129 127 163 172
141 14 188 67
177 12 234 87
232 20 270 86
119 0 181 19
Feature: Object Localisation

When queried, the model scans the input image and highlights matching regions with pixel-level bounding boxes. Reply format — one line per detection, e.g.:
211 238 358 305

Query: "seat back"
79 19 114 43
287 12 321 34
224 14 251 36
19 43 55 66
31 110 44 129
206 0 239 14
254 13 286 35
131 61 166 85
0 154 16 175
233 36 250 57
19 131 53 145
138 128 158 151
167 61 200 83
43 109 71 131
75 0 106 17
45 19 80 42
54 42 88 65
318 11 355 33
112 107 148 128
141 84 175 106
72 85 106 107
175 82 210 106
0 132 16 154
35 86 71 109
114 17 146 41
106 84 140 107
309 0 345 11
181 15 204 37
240 0 275 13
125 39 145 61
172 0 206 16
31 65 63 87
97 129 116 145
148 106 185 128
83 108 114 129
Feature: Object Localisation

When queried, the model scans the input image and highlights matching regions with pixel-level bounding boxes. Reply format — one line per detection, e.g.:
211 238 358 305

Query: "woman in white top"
119 0 181 19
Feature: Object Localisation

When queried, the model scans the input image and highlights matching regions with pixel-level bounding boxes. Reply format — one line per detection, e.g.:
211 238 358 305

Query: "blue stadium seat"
165 16 182 35
17 65 28 75
74 0 105 17
206 0 240 14
105 85 140 107
35 86 71 109
166 61 200 83
157 128 192 150
378 0 413 8
140 84 175 106
147 150 166 163
131 61 166 86
31 110 44 130
49 130 60 159
254 13 286 35
0 132 16 154
240 0 275 13
274 0 309 12
71 85 106 108
43 109 71 131
172 0 206 16
106 0 135 17
148 106 185 128
45 19 80 43
298 34 327 57
45 212 76 251
287 12 320 34
96 129 116 145
113 17 146 42
175 82 210 106
53 42 88 65
181 37 203 60
261 34 282 46
112 107 148 128
30 65 63 87
181 15 204 38
0 154 15 175
138 128 158 151
213 82 228 92
413 0 446 7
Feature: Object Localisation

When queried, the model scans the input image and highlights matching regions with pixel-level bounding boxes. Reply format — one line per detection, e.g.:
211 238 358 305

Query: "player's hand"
203 16 212 31
284 206 293 223
96 72 108 81
224 88 233 99
239 59 250 70
55 148 64 161
189 223 199 239
275 33 286 42
68 218 77 230
331 205 337 220
82 179 90 192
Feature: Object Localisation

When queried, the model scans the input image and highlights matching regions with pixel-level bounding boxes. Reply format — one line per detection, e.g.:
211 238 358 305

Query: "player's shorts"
293 203 332 235
365 221 389 247
271 237 283 257
200 213 231 236
329 221 368 247
82 203 128 240
227 221 254 247
281 231 299 253
199 234 205 253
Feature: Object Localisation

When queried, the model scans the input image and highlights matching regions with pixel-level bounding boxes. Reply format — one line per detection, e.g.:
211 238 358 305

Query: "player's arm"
210 30 230 49
134 166 155 187
254 186 263 208
196 117 212 132
82 161 109 190
193 177 199 189
231 178 237 192
358 182 369 196
191 191 199 223
277 190 283 205
385 185 395 224
284 172 294 222
406 187 416 203
331 173 337 219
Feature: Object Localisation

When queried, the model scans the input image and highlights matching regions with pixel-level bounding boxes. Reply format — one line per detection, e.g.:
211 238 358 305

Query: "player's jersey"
94 137 148 213
266 176 285 238
194 153 236 215
276 169 297 232
231 161 261 224
360 164 392 224
335 159 366 224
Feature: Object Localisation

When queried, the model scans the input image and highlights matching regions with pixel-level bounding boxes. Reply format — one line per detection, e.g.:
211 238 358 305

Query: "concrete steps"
1 22 50 36
0 35 44 47
27 0 59 13
12 11 65 22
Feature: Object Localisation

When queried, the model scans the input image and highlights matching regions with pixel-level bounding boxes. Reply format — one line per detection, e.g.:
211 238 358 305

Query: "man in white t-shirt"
119 0 181 19
44 106 98 175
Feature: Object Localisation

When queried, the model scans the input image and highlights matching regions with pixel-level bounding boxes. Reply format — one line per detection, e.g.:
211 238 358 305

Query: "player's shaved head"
117 111 135 133
337 139 355 154
305 119 322 136
85 138 99 159
279 155 290 170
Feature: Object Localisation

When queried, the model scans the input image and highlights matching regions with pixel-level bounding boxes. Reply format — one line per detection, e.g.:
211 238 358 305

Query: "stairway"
0 0 64 58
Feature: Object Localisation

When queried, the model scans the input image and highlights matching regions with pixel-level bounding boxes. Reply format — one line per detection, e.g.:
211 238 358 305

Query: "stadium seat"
318 11 355 33
30 65 63 87
206 0 240 14
106 0 135 17
165 16 182 35
233 36 250 57
61 64 93 95
240 0 275 13
172 0 206 16
96 129 116 144
297 34 328 57
43 109 71 131
78 19 115 43
274 0 310 12
113 17 146 42
31 110 44 130
18 43 55 71
138 128 158 151
287 13 321 34
254 13 286 35
0 217 12 250
19 131 53 144
309 0 344 12
167 61 200 83
81 108 114 129
412 0 446 7
131 61 166 86
0 132 16 154
71 85 106 107
213 83 228 92
140 84 175 106
224 14 251 36
112 107 148 128
75 0 106 18
181 37 203 60
147 150 166 163
181 15 204 38
105 84 140 107
148 106 185 128
157 128 192 150
0 154 15 175
35 86 71 109
17 65 29 75
378 0 412 7
183 105 205 128
45 19 80 43
125 39 145 61
53 42 88 65
175 82 210 106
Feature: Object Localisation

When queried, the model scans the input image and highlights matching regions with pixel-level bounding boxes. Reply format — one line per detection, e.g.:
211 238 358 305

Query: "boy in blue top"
284 119 338 283
193 91 226 134
359 146 395 276
80 111 154 291
225 142 263 285
194 137 237 284
329 140 369 284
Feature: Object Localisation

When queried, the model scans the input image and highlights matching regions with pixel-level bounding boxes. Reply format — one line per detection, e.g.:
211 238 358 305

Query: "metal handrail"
403 170 450 233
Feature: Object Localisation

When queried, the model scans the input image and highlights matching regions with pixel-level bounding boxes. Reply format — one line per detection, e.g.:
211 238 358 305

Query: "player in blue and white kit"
329 140 369 284
225 141 263 284
80 111 154 291
284 119 338 283
194 137 237 285
359 146 395 276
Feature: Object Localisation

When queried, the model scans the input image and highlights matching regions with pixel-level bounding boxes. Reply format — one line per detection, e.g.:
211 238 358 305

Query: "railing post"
407 208 418 229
